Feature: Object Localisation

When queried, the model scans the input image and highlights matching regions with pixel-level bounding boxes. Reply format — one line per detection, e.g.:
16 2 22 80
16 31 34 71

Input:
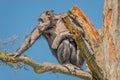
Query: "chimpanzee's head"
38 10 54 23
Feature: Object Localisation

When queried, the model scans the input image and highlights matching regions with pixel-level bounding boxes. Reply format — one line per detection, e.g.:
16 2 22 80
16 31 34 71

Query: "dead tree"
0 0 119 80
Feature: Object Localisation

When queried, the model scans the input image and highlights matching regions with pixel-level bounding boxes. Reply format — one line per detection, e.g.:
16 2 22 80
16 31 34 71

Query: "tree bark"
68 0 120 79
100 0 120 79
63 0 120 79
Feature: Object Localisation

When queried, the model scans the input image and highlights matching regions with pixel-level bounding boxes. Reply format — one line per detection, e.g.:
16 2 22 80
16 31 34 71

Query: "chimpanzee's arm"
10 21 50 57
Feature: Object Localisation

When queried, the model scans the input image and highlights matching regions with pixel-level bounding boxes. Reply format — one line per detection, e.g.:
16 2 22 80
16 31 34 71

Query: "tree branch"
0 52 92 80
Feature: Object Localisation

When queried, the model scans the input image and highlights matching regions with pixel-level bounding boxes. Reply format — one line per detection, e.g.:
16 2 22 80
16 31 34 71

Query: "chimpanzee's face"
38 10 54 23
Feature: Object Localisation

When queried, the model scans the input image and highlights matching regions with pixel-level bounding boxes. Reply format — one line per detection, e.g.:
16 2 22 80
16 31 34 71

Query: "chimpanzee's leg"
57 40 70 64
69 41 84 69
76 49 84 69
57 40 81 73
69 41 83 70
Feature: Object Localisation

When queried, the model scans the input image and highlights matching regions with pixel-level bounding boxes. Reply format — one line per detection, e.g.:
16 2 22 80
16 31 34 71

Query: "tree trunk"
100 0 120 79
67 0 120 79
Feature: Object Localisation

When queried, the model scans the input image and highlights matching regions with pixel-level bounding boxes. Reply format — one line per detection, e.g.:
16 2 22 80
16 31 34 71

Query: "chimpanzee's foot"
63 64 81 74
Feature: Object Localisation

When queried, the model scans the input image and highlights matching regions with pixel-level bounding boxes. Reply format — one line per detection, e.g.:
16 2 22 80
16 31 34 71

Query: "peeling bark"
69 6 102 43
105 9 116 60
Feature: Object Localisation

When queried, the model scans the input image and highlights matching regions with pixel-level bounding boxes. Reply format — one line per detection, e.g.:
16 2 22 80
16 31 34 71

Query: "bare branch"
0 52 92 80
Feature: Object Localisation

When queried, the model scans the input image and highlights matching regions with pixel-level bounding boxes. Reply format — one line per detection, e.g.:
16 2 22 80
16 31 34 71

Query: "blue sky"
0 0 104 80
